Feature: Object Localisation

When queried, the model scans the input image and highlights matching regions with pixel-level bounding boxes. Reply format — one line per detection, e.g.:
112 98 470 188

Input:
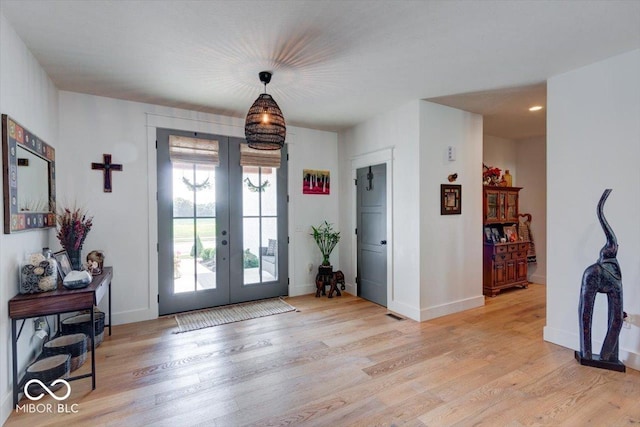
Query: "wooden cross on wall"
91 154 123 192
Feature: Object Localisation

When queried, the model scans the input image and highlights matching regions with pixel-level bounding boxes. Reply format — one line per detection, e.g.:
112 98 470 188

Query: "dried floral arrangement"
56 207 93 252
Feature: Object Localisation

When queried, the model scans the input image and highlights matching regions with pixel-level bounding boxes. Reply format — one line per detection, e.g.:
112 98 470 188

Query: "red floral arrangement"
483 164 502 180
56 207 93 251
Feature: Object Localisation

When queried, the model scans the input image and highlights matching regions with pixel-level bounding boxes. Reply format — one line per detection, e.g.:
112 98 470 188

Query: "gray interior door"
357 163 387 307
157 129 288 315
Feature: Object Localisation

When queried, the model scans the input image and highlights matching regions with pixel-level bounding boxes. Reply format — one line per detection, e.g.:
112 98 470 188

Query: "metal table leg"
90 308 96 390
12 319 18 407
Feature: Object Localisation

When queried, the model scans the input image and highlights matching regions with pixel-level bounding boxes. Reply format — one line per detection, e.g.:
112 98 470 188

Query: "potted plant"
310 221 341 267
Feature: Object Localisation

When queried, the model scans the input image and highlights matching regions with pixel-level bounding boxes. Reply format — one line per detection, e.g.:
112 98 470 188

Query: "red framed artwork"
303 169 330 195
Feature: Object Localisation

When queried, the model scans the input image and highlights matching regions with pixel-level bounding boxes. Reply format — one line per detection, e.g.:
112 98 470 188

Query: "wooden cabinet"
483 186 521 224
482 186 529 297
483 242 529 297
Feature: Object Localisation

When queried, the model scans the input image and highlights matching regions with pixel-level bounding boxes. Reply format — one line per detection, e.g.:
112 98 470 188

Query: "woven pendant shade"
244 72 286 150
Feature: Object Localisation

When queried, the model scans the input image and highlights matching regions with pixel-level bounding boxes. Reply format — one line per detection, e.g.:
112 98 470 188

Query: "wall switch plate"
447 146 456 161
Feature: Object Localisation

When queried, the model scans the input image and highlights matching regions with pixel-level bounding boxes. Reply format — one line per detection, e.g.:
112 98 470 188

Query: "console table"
8 266 112 406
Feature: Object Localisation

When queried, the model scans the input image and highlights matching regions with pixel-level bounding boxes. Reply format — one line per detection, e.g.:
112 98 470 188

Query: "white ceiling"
2 1 639 139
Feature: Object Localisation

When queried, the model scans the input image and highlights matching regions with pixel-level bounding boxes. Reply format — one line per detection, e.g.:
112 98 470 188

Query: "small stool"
315 266 341 298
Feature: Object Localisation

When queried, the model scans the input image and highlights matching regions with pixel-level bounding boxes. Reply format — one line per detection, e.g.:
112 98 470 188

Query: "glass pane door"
158 130 288 315
242 166 278 284
228 140 288 303
172 162 217 293
157 129 230 315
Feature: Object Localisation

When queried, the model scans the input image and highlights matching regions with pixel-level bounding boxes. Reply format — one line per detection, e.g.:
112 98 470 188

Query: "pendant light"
244 71 286 150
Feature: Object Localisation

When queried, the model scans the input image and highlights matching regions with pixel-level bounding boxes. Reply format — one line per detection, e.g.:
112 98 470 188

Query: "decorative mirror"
2 114 56 233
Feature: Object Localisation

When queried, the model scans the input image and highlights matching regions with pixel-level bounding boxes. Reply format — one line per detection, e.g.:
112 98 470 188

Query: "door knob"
380 240 387 245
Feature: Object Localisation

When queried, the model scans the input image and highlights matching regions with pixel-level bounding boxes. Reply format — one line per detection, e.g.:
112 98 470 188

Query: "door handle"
380 240 387 245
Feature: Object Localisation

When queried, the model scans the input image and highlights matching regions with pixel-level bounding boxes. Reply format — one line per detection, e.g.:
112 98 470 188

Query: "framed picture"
303 169 330 195
504 225 518 242
441 184 461 215
484 227 494 242
492 228 502 242
53 250 72 280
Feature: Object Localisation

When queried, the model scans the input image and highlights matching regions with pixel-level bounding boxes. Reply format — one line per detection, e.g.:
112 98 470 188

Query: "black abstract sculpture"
575 189 625 372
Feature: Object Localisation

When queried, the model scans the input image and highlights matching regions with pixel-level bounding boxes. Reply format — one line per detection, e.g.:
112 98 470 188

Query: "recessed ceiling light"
529 105 543 112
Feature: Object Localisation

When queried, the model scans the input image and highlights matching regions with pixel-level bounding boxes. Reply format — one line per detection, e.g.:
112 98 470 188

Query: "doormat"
174 298 296 333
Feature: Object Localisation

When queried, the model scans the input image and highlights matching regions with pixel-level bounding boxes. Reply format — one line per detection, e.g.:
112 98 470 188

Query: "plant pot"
66 248 82 270
318 265 333 276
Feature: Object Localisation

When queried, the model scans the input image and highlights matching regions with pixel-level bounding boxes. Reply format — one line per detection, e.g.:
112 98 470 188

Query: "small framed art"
303 169 330 195
441 184 461 215
484 227 494 243
504 225 518 242
53 250 72 280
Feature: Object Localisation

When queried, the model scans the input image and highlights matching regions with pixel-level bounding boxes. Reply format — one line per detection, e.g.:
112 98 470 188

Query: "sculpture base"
575 351 625 372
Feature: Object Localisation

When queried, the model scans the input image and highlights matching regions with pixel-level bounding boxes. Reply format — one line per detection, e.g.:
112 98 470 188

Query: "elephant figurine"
576 189 625 371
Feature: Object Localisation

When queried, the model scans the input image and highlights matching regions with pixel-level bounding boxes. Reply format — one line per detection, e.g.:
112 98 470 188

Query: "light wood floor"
6 284 639 426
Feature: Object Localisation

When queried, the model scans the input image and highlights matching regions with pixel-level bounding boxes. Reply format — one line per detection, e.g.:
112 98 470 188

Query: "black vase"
66 249 82 271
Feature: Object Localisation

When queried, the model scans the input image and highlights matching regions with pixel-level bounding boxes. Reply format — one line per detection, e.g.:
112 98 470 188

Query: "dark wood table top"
9 266 112 319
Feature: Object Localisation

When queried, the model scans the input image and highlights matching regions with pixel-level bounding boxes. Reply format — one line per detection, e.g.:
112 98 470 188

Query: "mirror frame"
2 114 56 233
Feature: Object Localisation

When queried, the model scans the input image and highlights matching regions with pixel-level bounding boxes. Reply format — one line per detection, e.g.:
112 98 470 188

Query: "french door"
157 129 288 315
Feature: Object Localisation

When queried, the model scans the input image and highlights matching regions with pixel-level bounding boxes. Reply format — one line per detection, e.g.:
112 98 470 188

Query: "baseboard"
111 307 157 325
2 389 13 426
529 273 546 285
344 282 356 296
544 325 640 371
388 299 421 322
419 295 485 322
288 283 316 297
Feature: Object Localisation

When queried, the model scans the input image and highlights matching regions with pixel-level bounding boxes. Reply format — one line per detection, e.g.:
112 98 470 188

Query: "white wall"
287 127 340 296
0 9 59 423
419 101 484 320
545 49 640 370
338 100 422 319
483 134 517 184
338 100 484 321
58 91 339 324
516 136 547 284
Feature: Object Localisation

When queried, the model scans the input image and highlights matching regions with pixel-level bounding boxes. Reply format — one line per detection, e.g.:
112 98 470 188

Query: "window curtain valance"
169 135 219 166
240 143 281 168
168 137 281 168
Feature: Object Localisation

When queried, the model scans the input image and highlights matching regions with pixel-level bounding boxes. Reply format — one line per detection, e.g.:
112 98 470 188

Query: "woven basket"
43 333 88 371
61 310 105 348
23 354 70 395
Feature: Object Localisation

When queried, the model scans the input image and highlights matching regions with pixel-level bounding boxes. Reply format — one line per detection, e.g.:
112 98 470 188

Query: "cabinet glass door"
506 192 518 221
498 192 506 221
485 191 498 222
